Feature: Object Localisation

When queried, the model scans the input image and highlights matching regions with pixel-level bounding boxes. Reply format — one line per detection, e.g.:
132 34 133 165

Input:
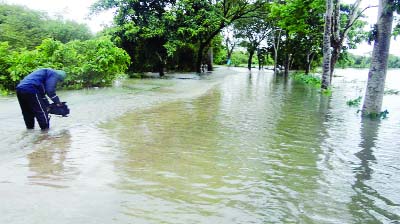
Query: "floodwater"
0 67 399 223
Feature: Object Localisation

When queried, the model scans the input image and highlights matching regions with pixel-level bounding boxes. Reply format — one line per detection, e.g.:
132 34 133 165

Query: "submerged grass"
290 72 333 96
291 72 322 88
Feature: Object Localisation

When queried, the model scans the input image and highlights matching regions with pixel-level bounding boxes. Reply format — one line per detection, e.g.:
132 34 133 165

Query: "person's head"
55 70 67 81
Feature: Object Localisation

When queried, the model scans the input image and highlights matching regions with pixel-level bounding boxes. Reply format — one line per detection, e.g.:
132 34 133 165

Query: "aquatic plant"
291 72 321 88
346 96 362 106
384 88 399 95
358 109 389 119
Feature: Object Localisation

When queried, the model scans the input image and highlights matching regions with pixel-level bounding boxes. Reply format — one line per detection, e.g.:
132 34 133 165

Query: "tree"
361 0 394 116
321 0 333 89
329 0 370 82
271 27 282 73
234 17 271 70
269 0 325 75
173 0 268 73
91 0 176 76
0 4 46 49
0 4 92 50
44 19 93 43
222 26 239 66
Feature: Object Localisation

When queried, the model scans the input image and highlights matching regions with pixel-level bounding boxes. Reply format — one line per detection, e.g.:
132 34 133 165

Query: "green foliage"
321 88 332 96
291 72 321 88
91 0 176 74
269 0 325 72
0 42 12 93
0 37 130 93
0 4 45 49
44 19 93 43
210 34 225 65
230 51 257 67
214 48 227 65
92 0 268 73
384 88 400 95
346 96 362 106
0 3 92 50
65 37 131 87
337 53 400 68
359 109 389 119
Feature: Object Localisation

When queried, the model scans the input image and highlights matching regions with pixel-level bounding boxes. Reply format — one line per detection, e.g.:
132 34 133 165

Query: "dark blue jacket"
16 68 63 104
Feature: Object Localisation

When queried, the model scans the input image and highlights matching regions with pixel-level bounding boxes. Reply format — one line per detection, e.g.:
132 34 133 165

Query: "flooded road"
0 68 399 223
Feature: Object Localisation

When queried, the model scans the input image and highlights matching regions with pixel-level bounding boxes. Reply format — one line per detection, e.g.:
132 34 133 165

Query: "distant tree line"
90 0 369 77
337 53 400 69
0 4 93 49
0 4 130 94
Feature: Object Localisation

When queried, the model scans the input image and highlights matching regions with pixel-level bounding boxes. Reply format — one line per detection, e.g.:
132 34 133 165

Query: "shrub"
0 36 131 93
291 72 321 88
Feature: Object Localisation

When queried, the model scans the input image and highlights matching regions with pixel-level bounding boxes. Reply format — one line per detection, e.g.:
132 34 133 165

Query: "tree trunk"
330 41 341 81
155 52 165 77
273 29 281 74
362 0 394 116
248 49 255 70
207 47 213 71
284 52 291 76
273 48 278 73
305 52 314 75
321 0 333 89
284 35 291 76
196 43 205 73
329 0 341 81
330 0 364 79
227 51 232 66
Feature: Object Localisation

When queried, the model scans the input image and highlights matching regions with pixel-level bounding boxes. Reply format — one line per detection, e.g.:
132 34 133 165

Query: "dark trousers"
16 91 50 130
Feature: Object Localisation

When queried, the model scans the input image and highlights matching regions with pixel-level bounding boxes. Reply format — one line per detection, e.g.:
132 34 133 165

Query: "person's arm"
45 72 61 105
42 95 51 108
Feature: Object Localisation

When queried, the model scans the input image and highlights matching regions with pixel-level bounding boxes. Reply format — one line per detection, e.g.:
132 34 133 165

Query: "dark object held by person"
48 102 70 117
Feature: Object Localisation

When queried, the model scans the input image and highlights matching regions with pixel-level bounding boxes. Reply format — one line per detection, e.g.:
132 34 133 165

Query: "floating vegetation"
384 88 399 95
358 109 389 119
346 96 362 106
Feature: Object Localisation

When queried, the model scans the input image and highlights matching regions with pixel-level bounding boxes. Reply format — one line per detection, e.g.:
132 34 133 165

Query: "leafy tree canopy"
0 3 93 50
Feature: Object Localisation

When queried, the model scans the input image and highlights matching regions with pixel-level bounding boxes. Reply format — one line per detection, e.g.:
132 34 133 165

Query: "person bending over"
16 68 66 130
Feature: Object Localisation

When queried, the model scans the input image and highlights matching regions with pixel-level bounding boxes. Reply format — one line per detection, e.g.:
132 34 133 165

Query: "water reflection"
350 119 400 222
27 130 78 188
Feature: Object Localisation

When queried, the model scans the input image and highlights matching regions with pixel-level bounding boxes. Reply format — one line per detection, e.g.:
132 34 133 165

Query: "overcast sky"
2 0 399 55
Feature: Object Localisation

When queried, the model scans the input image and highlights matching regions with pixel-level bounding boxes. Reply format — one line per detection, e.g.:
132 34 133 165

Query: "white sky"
2 0 400 55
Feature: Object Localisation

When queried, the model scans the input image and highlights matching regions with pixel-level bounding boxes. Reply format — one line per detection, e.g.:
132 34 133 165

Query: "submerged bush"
291 72 321 88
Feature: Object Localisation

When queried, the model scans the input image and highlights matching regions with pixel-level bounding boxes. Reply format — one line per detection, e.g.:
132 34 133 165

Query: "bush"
0 36 131 93
0 42 12 92
63 37 131 87
291 72 321 88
